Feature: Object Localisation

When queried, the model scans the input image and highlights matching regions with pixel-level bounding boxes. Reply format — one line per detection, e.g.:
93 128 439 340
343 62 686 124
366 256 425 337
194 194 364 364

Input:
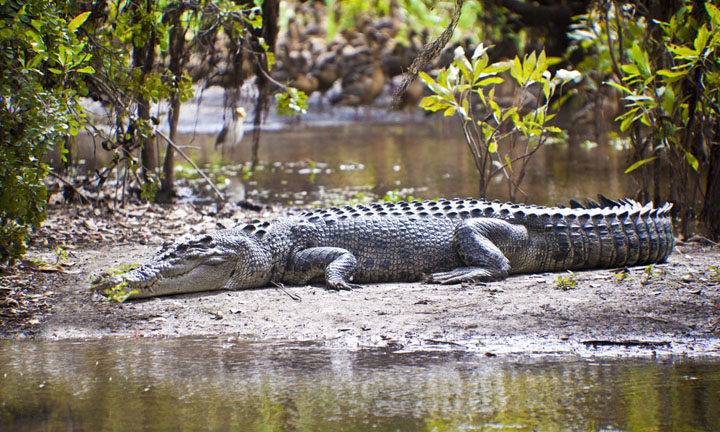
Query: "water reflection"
1 337 718 431
67 119 633 206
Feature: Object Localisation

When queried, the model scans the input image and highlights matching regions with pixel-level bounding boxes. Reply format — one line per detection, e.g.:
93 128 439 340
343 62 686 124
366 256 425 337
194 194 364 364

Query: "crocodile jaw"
94 259 236 299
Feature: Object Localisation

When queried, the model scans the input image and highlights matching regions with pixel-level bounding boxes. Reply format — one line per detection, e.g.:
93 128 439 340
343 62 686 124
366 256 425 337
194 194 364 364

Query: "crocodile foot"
429 266 508 284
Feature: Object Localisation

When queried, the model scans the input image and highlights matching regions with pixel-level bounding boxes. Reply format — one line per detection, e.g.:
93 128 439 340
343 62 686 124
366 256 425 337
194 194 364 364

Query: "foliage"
92 264 139 303
641 264 666 285
0 1 94 264
420 44 579 200
322 0 487 45
570 1 720 239
614 268 630 281
329 189 414 207
100 280 139 303
554 271 577 290
0 0 284 263
275 87 309 116
707 265 720 284
81 0 260 202
381 189 415 203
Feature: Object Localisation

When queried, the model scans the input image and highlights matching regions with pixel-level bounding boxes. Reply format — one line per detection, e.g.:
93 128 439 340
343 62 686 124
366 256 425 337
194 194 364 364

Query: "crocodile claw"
429 267 506 284
327 280 362 291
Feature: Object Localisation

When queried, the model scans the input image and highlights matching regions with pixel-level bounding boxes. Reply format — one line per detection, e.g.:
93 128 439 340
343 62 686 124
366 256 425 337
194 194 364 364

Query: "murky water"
1 337 718 431
181 118 632 206
68 117 633 206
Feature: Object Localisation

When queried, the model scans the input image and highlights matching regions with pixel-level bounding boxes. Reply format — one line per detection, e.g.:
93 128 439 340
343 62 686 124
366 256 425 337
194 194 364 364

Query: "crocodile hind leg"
430 218 522 284
283 247 361 290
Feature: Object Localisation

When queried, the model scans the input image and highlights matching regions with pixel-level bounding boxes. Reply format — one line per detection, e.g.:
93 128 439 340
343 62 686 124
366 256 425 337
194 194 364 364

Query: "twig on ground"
271 281 302 302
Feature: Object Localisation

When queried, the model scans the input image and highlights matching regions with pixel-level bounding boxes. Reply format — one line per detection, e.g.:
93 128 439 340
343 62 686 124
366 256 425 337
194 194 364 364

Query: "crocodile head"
93 229 273 300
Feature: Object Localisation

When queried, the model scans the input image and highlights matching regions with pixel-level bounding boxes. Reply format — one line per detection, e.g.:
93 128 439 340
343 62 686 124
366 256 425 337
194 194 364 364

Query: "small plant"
101 280 138 303
707 265 720 283
333 192 373 207
555 271 577 290
54 246 69 264
420 44 579 200
641 264 666 285
307 159 317 183
382 189 415 203
92 264 139 303
614 268 631 281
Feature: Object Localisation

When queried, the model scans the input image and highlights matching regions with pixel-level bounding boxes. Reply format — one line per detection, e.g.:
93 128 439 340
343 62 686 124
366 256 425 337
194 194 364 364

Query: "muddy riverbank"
2 200 718 358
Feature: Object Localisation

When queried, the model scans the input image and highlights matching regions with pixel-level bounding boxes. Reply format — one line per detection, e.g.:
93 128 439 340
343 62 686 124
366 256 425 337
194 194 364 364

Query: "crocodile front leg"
430 218 525 283
283 247 361 290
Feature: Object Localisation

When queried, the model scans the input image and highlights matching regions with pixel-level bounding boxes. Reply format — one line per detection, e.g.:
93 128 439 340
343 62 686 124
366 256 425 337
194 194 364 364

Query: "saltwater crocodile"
94 197 674 299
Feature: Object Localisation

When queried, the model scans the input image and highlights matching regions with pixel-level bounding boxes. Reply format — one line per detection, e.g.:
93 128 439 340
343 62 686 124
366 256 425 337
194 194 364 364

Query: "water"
183 119 631 206
68 117 633 207
1 337 718 431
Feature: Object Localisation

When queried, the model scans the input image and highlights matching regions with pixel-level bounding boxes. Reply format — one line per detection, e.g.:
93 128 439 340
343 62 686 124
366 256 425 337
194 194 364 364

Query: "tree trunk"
157 94 179 203
249 0 280 168
132 0 157 181
158 8 187 202
702 140 720 241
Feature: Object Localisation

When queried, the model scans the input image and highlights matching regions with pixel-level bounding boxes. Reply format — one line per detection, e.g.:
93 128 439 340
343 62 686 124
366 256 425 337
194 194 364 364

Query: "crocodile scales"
94 197 674 299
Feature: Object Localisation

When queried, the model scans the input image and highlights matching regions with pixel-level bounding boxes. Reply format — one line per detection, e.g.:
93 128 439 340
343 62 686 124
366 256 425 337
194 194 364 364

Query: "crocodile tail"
577 200 674 270
524 200 674 272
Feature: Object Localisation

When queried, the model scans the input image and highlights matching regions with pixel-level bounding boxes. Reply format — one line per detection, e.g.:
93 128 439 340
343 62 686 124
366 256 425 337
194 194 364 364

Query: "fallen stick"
582 340 670 348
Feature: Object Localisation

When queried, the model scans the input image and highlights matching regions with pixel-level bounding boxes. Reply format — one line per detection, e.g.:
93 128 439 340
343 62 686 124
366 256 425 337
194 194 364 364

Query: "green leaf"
604 81 633 94
624 156 657 173
76 65 95 74
501 107 518 122
25 28 45 52
420 95 450 112
484 61 512 74
471 43 489 60
510 56 523 85
68 11 91 32
621 63 639 76
707 3 720 26
476 77 503 86
537 50 547 71
657 69 686 79
694 25 709 53
418 71 435 86
28 53 44 69
685 152 699 171
488 140 497 153
523 51 537 83
489 99 501 123
618 108 639 132
457 55 473 82
667 44 698 59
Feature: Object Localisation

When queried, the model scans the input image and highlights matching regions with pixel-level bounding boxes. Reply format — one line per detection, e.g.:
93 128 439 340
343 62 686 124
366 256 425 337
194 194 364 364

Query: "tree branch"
154 130 226 201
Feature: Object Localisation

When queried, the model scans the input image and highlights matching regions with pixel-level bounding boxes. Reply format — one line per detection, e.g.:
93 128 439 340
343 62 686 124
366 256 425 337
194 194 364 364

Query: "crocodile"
93 197 674 299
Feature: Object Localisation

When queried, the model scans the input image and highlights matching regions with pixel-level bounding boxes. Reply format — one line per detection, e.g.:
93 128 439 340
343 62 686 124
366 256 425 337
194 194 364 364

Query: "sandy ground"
2 201 718 358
